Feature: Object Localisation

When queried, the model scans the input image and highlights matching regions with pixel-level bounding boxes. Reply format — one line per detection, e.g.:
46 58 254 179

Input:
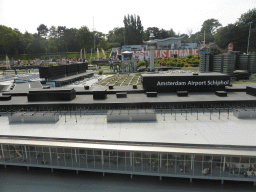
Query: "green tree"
123 14 143 45
49 26 58 39
48 26 58 53
57 26 66 37
238 8 256 52
190 31 203 44
23 31 34 54
107 27 125 47
136 15 143 44
37 24 48 38
56 26 66 52
75 26 93 51
28 33 46 54
239 8 256 26
201 19 222 43
0 25 24 54
143 27 176 41
168 28 176 37
160 29 169 39
97 38 110 50
13 28 25 54
62 28 78 52
94 31 105 47
214 8 256 53
179 34 190 43
143 27 161 41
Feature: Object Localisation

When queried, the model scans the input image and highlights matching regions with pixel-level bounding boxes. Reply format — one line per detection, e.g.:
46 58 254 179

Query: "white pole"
204 30 205 48
247 22 252 55
191 155 193 169
93 17 95 51
150 49 154 71
25 146 28 159
75 149 77 163
130 152 132 166
223 156 226 172
1 144 4 158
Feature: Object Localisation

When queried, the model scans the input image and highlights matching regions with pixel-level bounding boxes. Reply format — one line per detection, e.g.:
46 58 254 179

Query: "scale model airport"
1 44 256 186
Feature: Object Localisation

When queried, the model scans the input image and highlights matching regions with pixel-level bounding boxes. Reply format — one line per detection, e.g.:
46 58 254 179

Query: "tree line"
0 9 255 56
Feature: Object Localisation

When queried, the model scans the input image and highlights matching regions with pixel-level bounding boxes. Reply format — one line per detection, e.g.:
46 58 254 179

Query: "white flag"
97 48 99 60
102 49 106 59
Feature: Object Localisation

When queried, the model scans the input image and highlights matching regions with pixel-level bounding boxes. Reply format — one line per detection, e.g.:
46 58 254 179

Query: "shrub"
166 60 172 66
97 69 104 75
190 64 199 67
154 59 160 64
186 54 193 59
192 59 200 64
177 63 184 67
137 61 146 67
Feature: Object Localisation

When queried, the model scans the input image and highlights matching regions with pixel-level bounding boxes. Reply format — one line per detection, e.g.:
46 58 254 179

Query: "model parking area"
96 75 141 86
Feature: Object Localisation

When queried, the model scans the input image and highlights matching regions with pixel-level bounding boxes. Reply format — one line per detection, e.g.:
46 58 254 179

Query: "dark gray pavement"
0 166 255 192
1 91 256 106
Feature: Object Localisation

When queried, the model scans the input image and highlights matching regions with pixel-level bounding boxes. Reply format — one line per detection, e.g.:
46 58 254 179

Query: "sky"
0 0 255 36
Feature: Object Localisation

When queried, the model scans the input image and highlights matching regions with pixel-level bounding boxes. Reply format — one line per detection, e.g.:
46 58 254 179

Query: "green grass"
231 81 256 84
0 51 106 61
180 67 199 71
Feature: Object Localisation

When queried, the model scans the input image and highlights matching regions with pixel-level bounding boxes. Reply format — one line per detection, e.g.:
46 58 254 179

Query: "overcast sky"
0 0 255 35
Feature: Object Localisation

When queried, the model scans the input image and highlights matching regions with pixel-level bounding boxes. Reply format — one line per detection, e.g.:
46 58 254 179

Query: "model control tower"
147 32 157 71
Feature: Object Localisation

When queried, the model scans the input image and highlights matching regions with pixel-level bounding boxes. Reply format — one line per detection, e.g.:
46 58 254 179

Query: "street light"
247 22 253 55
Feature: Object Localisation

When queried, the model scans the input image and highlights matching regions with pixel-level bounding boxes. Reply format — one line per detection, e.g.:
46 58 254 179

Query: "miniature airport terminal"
1 55 256 186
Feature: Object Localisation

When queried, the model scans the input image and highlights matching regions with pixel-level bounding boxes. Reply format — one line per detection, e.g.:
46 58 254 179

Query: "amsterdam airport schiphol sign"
156 80 230 87
141 74 230 92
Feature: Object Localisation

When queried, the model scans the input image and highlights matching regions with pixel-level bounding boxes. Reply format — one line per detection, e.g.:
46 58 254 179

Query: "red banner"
132 49 199 59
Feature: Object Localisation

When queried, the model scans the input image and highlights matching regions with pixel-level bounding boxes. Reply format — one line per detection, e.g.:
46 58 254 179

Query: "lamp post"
247 22 253 55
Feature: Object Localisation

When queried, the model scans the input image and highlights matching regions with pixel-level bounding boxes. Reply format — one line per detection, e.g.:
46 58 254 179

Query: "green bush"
153 55 201 68
97 69 104 75
186 54 193 59
154 59 160 64
191 59 200 64
137 61 146 67
159 62 166 66
166 60 172 66
190 64 199 67
177 63 184 67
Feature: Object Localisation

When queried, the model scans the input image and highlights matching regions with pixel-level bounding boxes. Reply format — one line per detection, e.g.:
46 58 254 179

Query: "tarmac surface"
1 165 256 192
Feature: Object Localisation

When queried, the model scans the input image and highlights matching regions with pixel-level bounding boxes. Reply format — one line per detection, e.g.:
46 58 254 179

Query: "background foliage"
1 9 255 58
